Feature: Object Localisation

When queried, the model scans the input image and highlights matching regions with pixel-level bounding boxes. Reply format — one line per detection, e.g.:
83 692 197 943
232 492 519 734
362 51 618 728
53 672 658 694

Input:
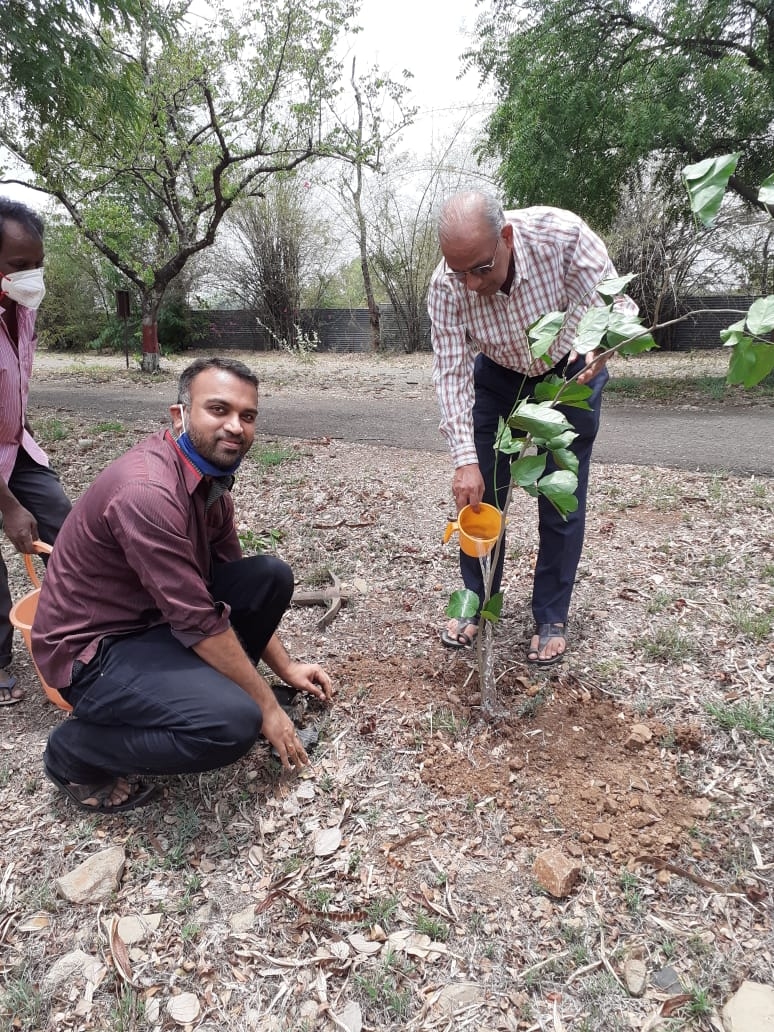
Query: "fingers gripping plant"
447 155 774 718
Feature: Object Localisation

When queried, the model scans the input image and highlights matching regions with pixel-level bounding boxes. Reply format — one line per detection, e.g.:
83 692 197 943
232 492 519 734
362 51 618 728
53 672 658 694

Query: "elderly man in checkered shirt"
428 191 636 666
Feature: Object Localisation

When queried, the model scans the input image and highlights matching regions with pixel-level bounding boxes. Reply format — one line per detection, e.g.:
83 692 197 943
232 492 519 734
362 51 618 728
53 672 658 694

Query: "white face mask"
1 268 46 310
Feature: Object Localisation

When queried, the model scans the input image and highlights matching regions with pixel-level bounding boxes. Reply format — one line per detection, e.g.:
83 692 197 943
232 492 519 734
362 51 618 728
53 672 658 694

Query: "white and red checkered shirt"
428 206 635 467
0 301 50 482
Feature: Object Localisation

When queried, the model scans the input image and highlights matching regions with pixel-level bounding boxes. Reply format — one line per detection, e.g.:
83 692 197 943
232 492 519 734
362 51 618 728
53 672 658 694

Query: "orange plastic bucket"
9 541 72 712
443 503 503 558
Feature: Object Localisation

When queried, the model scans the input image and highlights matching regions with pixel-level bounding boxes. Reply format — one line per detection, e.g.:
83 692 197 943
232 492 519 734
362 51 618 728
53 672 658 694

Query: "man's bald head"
438 192 506 246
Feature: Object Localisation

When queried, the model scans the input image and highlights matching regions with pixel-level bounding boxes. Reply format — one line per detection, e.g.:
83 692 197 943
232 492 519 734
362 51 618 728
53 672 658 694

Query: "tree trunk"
140 295 161 373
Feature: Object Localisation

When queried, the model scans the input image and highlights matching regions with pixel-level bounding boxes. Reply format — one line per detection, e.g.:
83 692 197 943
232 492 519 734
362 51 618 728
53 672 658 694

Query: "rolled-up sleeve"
428 267 478 468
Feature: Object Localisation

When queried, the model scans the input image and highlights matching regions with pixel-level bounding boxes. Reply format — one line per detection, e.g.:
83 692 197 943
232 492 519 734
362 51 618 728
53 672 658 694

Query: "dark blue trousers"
0 450 71 667
461 352 608 626
44 555 294 784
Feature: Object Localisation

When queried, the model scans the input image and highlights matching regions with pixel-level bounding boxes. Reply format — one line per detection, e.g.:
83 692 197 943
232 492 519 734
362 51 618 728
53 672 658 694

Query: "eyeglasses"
445 237 501 282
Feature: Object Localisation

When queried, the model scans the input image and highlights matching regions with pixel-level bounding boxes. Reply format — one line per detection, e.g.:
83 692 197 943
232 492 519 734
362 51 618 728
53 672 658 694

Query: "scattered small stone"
532 849 582 898
229 905 256 933
592 822 612 842
623 957 647 997
652 964 683 994
625 724 653 749
55 845 126 904
117 912 161 944
43 949 105 991
435 982 484 1016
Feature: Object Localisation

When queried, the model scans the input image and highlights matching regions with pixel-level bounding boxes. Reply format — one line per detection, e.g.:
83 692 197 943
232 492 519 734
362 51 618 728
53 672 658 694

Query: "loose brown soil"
1 351 772 1032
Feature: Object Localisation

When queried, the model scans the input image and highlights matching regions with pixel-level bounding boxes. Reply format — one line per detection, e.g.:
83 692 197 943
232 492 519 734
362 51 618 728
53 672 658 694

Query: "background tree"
211 179 323 347
467 0 774 228
0 0 357 371
2 0 153 125
330 60 416 349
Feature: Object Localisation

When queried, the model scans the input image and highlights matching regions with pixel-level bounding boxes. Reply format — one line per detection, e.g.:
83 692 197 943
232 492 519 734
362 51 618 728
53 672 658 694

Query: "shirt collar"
509 221 527 289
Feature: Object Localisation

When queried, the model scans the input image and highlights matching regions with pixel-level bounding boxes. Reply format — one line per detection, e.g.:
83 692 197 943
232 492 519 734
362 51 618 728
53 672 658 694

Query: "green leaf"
528 310 566 359
534 377 592 409
445 589 480 620
510 453 546 486
481 591 503 623
745 295 774 336
494 417 524 456
508 401 573 439
551 447 579 475
758 176 774 207
720 317 746 347
596 273 635 302
726 338 774 387
605 312 657 354
574 306 611 354
536 469 579 519
682 153 740 227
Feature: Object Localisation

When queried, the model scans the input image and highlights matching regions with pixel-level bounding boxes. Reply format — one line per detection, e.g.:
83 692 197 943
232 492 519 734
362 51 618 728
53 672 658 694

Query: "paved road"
29 383 774 476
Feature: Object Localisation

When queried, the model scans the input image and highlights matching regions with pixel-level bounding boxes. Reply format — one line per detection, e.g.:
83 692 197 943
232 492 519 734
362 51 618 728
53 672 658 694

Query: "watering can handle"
443 518 459 545
23 539 53 589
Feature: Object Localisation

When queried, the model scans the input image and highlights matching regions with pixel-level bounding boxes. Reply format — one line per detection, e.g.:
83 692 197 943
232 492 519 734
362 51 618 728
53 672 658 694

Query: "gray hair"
177 357 258 406
438 192 506 243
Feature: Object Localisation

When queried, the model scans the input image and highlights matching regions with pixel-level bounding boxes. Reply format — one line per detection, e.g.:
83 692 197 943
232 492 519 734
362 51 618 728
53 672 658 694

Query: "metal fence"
193 297 758 353
195 307 431 353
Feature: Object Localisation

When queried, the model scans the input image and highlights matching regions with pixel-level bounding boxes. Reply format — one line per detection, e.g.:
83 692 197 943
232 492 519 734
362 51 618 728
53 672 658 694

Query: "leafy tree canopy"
2 1 159 124
0 0 360 367
466 0 774 228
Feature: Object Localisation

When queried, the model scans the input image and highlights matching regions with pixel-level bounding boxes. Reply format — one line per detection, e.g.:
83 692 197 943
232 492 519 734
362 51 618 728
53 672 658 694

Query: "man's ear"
169 403 185 434
502 223 514 247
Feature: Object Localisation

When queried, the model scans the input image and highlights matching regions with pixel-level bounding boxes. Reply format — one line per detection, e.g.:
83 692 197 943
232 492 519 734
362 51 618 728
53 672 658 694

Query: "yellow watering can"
443 503 503 558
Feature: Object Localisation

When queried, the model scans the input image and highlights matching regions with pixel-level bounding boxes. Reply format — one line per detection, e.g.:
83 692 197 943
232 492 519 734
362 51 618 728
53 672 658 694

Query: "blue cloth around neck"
175 432 241 477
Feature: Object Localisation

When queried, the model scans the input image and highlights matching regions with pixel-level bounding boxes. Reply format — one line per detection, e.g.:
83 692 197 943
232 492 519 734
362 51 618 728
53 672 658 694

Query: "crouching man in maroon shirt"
31 357 332 814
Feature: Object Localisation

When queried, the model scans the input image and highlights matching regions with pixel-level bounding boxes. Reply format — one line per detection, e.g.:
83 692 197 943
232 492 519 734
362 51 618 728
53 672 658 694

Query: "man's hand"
1 501 39 553
261 703 311 769
569 348 610 386
452 463 484 512
283 660 333 702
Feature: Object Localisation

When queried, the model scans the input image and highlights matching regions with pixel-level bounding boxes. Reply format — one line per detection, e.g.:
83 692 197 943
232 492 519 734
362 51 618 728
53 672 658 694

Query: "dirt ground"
0 350 772 1032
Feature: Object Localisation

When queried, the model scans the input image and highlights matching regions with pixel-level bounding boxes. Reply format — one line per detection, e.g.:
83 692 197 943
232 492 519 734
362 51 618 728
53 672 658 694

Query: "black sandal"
441 617 479 649
44 761 157 814
527 622 566 666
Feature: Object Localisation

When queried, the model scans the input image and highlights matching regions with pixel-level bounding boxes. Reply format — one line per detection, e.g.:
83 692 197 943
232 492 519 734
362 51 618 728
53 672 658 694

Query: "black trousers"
0 450 71 668
461 352 607 626
44 555 294 784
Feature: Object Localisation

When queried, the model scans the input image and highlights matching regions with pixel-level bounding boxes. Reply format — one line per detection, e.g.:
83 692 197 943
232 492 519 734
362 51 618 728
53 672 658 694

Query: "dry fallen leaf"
166 992 201 1024
17 913 50 932
314 827 342 857
347 932 382 956
108 917 133 985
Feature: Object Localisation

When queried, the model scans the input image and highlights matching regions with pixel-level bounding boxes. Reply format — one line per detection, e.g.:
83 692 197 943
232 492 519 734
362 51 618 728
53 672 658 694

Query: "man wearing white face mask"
0 198 71 705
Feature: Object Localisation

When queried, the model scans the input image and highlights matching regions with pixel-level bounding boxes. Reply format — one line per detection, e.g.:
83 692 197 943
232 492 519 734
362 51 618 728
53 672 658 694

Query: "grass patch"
251 442 298 469
727 606 773 642
238 528 282 554
91 420 124 434
35 416 68 441
635 626 698 663
606 373 774 404
706 700 774 742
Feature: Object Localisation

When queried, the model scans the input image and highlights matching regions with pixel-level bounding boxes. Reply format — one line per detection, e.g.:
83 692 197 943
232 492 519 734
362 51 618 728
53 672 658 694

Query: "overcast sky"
1 0 493 208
